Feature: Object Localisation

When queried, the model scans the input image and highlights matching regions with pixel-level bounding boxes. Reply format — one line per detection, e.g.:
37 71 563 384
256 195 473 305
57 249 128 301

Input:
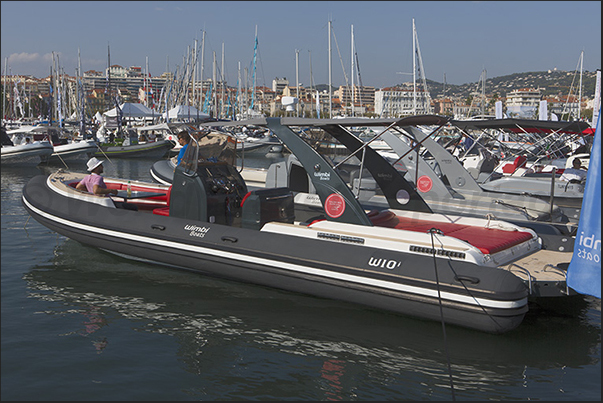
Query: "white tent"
163 105 210 121
103 102 158 118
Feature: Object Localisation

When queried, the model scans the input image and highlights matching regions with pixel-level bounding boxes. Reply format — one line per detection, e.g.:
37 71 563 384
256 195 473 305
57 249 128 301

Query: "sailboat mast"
221 42 225 118
295 49 299 117
3 57 7 120
78 48 86 137
328 18 332 119
578 50 583 119
482 69 486 117
309 50 316 118
412 19 417 114
192 38 197 109
592 70 601 128
351 24 354 117
251 25 258 114
200 30 206 111
238 61 242 119
212 51 217 118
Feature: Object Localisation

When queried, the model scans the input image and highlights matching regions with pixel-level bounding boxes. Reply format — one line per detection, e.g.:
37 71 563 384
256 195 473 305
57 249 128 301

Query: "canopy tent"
103 103 158 118
163 105 210 121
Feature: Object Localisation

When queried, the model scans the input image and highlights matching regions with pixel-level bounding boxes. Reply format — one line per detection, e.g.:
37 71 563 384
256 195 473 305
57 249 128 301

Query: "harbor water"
2 156 600 401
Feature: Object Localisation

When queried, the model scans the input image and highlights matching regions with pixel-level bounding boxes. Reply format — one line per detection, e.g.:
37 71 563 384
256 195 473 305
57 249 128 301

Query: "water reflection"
22 238 600 400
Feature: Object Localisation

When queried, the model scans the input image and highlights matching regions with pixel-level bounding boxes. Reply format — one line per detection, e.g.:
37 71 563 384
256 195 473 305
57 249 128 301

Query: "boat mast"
237 61 242 119
351 24 354 117
192 38 197 111
200 30 206 112
212 51 217 118
592 70 601 128
412 20 417 114
328 17 332 119
295 49 300 117
3 57 7 120
482 69 486 117
250 25 258 115
78 48 86 138
221 42 225 119
578 50 583 120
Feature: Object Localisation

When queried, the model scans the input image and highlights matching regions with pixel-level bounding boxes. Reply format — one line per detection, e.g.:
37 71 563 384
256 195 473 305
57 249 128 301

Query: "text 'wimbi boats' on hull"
23 117 580 334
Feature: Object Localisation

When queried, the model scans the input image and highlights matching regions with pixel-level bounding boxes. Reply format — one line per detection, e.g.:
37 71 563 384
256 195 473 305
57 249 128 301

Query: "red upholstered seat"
443 226 533 255
152 207 170 216
369 210 533 255
502 155 527 174
152 185 172 216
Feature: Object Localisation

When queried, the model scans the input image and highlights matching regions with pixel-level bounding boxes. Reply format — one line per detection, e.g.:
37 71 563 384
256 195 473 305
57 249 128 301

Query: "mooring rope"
429 228 456 401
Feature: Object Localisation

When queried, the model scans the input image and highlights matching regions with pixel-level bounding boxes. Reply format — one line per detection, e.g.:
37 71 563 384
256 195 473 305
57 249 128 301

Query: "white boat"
5 125 98 164
236 128 283 155
50 139 98 163
1 126 54 165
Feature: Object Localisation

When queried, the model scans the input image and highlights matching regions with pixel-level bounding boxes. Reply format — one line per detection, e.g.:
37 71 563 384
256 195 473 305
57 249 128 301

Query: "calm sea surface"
2 155 600 401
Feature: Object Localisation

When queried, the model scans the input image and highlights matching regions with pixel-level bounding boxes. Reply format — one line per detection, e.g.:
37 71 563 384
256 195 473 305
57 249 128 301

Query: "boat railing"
505 264 534 294
542 264 570 295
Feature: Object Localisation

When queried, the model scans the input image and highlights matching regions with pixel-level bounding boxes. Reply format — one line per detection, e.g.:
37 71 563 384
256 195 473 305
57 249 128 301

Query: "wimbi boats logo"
575 231 601 263
184 224 210 238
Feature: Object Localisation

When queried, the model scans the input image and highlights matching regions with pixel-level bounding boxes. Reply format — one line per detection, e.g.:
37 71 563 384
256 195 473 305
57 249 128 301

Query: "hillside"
315 69 599 100
424 69 599 100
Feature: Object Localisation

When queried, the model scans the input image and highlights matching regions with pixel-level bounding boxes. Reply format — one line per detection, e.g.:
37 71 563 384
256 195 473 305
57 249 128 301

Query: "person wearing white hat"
76 157 118 196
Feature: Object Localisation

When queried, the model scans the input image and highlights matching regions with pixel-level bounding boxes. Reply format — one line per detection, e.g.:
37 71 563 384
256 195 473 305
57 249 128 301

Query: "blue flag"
567 109 601 299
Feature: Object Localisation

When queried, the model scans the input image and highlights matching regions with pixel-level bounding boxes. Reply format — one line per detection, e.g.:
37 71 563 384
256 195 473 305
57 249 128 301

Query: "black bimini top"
451 118 591 134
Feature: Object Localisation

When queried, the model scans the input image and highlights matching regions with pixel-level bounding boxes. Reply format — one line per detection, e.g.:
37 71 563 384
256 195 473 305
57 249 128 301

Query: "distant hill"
423 70 599 100
314 70 599 100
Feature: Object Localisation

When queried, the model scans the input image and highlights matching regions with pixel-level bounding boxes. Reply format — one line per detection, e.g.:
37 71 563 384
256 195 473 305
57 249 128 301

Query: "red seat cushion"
153 207 170 216
369 211 533 254
502 156 527 174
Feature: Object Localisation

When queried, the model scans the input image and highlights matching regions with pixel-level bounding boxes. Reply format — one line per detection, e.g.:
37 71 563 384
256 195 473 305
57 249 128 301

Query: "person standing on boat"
76 157 118 196
560 157 588 182
176 130 190 166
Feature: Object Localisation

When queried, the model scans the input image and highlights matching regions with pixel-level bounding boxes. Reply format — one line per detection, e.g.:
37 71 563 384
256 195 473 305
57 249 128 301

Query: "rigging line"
330 25 349 87
429 229 508 330
355 52 364 108
493 200 540 220
429 229 456 401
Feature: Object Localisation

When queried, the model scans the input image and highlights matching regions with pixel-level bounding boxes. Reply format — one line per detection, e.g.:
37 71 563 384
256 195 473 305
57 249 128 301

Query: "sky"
1 1 601 89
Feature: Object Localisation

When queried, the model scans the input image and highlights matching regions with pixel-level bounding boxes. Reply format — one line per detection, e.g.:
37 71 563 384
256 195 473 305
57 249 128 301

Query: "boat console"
170 160 248 225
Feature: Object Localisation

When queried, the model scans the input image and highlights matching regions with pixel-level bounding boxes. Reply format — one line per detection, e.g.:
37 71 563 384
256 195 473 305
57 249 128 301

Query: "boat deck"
504 249 573 297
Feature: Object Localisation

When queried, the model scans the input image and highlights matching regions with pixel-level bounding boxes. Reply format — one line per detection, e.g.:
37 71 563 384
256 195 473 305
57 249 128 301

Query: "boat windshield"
180 128 237 175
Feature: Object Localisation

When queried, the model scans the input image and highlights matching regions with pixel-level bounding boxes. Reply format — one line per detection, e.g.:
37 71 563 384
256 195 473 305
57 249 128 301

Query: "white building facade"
374 86 433 117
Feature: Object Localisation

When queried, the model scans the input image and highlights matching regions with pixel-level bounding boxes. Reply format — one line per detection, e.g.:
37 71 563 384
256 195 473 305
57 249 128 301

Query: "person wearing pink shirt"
76 157 118 196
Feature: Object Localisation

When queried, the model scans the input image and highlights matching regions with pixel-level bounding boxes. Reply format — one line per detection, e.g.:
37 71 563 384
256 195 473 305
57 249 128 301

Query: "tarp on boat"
164 105 210 121
103 103 158 118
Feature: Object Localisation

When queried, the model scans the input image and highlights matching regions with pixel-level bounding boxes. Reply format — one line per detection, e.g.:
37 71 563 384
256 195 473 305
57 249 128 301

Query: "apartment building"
374 86 433 117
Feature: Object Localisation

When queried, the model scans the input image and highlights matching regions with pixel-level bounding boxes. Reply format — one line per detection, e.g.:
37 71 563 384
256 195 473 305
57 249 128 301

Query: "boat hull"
94 140 174 159
1 142 54 165
23 174 530 334
48 141 98 163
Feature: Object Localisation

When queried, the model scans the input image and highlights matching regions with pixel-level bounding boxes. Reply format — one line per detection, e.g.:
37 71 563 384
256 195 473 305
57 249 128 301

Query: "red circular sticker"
325 193 346 218
417 175 433 193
